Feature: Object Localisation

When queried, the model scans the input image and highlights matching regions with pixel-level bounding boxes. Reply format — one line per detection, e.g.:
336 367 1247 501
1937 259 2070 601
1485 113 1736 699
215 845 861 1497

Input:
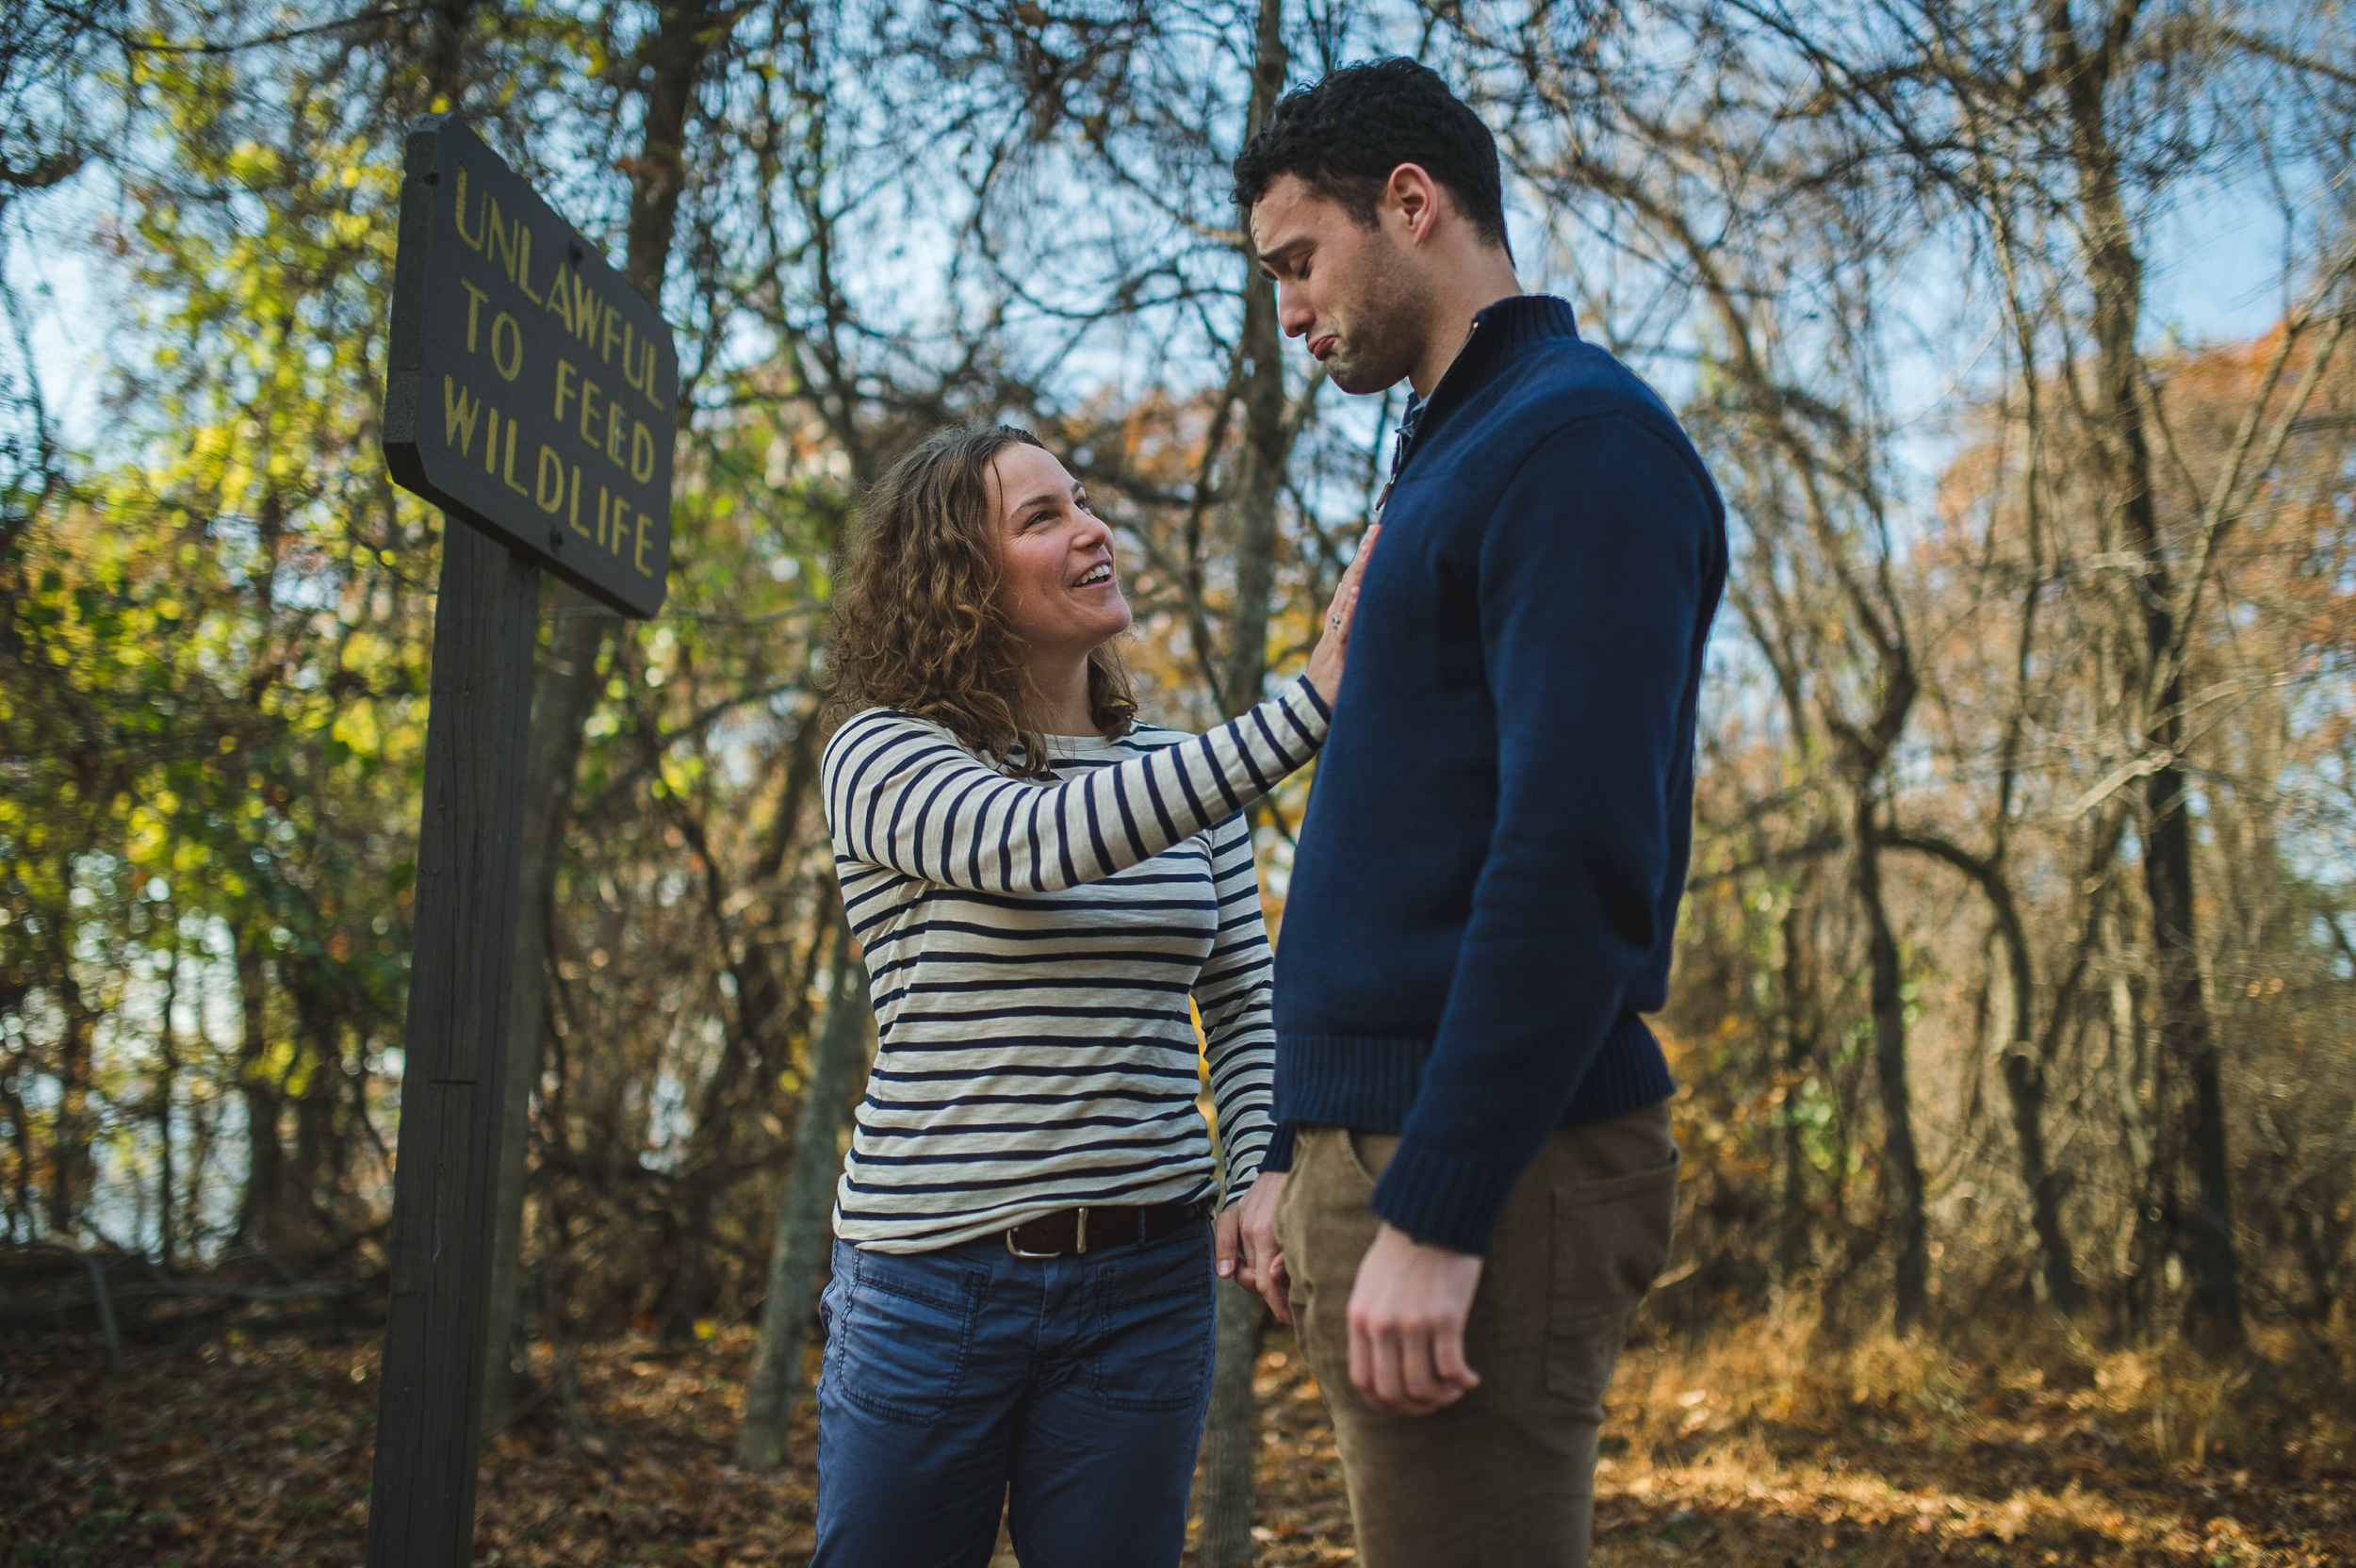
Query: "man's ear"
1384 163 1444 245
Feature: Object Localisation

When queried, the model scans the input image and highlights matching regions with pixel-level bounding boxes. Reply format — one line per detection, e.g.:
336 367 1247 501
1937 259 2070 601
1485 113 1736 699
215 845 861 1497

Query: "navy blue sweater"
1265 295 1726 1255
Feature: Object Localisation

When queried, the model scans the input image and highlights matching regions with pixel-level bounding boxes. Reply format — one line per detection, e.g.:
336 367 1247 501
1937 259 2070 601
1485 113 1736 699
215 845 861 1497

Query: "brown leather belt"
1003 1198 1209 1258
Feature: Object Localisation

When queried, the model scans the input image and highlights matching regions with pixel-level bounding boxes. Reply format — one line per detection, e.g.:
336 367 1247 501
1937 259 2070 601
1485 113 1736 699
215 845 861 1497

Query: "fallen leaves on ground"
1230 1317 2356 1567
4 1314 2349 1566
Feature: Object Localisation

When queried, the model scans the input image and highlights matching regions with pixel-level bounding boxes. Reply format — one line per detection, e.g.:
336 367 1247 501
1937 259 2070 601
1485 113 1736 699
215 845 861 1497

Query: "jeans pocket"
1546 1155 1680 1404
1087 1229 1217 1413
833 1250 987 1427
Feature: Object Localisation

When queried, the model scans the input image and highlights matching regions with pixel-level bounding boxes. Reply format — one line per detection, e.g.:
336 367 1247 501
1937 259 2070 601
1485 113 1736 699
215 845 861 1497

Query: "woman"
812 423 1371 1567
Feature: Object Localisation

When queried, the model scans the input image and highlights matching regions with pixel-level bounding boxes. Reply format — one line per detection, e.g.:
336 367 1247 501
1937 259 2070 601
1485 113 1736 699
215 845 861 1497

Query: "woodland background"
3 1 2355 1564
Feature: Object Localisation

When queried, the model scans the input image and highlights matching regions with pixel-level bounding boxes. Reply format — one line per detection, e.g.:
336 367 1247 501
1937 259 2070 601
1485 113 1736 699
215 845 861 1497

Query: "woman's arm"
1193 812 1279 1201
823 677 1329 894
826 522 1378 896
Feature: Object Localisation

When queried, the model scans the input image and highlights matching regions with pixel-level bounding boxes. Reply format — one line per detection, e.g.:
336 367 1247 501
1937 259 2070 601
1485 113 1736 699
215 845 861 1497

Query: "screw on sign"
369 115 677 1568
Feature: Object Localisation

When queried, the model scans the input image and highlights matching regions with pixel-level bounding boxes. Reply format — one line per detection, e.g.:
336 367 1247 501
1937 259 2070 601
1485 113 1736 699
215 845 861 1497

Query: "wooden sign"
368 113 682 1568
384 114 675 618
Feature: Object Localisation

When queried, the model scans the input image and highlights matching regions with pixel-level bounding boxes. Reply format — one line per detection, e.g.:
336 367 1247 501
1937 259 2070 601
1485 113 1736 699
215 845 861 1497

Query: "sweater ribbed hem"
1275 1014 1677 1252
1564 1016 1677 1126
1273 1032 1434 1130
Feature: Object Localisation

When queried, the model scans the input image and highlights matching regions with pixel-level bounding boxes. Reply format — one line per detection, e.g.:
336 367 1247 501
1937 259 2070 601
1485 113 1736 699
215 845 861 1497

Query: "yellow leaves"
339 628 388 672
124 801 177 864
225 139 281 187
329 703 383 759
653 749 707 802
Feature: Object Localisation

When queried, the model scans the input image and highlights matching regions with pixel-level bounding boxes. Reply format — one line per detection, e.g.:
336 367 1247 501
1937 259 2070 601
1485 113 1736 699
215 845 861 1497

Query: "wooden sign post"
368 114 676 1568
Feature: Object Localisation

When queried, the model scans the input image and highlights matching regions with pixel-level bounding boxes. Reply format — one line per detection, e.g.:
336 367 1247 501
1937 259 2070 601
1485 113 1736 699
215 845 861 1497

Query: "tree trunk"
419 0 475 110
2048 0 2242 1348
1199 2 1287 1557
1215 0 1290 714
1998 995 2075 1315
2143 752 2240 1348
474 0 735 1429
1991 926 2077 1316
735 916 870 1468
1881 832 2078 1315
1854 792 1927 1332
232 933 288 1258
1775 888 1816 1296
1198 1281 1269 1568
155 942 179 1265
46 964 94 1237
2106 906 2167 1337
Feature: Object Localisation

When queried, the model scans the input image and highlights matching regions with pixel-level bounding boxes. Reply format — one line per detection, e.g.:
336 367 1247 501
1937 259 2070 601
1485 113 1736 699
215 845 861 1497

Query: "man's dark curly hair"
1231 57 1510 257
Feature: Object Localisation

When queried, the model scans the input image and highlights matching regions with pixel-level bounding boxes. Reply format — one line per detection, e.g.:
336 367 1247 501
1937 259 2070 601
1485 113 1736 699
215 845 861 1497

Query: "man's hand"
1346 1221 1484 1416
1219 1171 1293 1323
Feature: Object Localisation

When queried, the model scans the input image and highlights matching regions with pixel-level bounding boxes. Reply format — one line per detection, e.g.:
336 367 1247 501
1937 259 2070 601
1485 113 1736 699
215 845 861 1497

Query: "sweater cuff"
1259 1120 1297 1174
1219 1117 1273 1204
1290 671 1333 724
1366 1135 1525 1256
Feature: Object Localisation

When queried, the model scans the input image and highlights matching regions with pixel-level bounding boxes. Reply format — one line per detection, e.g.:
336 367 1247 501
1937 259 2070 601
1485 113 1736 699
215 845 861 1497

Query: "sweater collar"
1424 294 1582 407
1387 295 1580 494
1460 293 1581 364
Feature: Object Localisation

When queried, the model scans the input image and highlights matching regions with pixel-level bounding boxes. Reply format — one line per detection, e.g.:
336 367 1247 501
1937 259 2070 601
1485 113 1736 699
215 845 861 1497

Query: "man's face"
1248 172 1431 395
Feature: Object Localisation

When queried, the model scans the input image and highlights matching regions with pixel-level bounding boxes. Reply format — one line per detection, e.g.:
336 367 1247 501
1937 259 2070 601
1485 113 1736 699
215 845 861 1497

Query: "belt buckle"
1005 1208 1087 1258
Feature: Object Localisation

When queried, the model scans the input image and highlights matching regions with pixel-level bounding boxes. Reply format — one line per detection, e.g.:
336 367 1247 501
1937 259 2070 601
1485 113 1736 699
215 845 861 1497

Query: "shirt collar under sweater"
1385 294 1583 498
1040 730 1130 760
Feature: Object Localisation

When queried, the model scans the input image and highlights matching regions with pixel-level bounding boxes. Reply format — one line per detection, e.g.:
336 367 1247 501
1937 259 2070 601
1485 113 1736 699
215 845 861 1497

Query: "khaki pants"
1276 1103 1678 1568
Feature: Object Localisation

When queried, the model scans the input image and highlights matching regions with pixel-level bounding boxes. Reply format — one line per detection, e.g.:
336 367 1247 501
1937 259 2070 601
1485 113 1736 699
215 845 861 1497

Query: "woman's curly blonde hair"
828 424 1137 777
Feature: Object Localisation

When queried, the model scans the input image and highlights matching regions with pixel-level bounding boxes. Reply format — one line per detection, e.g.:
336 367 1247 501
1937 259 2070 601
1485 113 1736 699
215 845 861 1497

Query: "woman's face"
986 442 1131 659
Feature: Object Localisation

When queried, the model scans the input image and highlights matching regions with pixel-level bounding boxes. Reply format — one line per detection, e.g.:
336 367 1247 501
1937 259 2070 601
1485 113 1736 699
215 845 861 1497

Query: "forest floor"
4 1307 2351 1567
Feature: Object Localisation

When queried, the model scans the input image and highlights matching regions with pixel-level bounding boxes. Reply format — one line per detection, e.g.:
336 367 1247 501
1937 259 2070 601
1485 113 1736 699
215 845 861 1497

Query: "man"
1224 58 1726 1566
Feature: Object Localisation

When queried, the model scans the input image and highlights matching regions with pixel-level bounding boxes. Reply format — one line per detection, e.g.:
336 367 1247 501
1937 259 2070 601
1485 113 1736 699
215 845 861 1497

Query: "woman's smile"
989 443 1134 676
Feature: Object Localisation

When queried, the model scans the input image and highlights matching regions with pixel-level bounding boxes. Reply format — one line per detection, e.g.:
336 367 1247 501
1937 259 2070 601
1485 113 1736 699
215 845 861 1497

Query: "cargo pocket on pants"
1546 1155 1679 1406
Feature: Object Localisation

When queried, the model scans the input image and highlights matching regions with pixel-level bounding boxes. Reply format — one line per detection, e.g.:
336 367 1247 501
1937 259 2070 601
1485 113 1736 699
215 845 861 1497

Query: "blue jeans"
811 1219 1218 1568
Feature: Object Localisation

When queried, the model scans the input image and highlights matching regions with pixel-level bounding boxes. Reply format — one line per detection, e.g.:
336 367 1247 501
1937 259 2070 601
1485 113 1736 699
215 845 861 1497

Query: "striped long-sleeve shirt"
822 675 1333 1252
